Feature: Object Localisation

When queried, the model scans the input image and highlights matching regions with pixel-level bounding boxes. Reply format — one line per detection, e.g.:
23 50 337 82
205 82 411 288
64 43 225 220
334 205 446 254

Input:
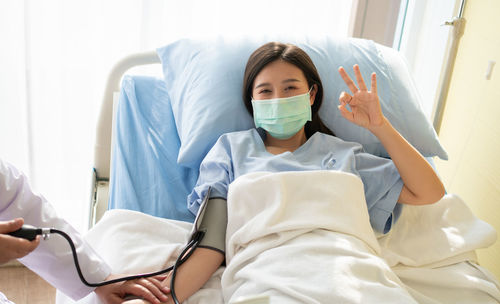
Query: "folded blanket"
378 193 500 303
378 193 497 267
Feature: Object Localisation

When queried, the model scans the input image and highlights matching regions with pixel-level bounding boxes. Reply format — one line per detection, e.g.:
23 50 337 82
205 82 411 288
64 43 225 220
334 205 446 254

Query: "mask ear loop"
308 86 315 105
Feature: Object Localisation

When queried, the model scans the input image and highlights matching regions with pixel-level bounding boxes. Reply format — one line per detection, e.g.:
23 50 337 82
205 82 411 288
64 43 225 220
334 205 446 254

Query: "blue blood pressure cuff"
190 187 227 255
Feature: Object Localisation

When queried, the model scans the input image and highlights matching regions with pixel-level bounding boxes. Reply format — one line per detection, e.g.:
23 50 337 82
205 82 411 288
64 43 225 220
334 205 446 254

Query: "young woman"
128 42 445 304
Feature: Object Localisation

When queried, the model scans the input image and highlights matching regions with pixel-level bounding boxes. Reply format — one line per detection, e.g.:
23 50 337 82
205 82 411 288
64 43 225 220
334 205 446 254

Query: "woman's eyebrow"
254 82 271 89
282 78 301 84
255 79 301 89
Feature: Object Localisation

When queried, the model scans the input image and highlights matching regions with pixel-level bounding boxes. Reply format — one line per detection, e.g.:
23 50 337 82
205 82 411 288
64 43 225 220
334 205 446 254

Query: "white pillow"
157 36 448 169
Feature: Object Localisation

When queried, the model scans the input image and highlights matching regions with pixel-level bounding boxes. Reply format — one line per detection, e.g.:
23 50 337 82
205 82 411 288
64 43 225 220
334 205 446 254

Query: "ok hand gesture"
338 65 384 130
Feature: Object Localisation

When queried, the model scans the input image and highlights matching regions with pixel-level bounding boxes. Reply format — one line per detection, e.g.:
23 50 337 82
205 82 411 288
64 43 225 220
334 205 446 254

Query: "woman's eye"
259 89 271 94
284 86 297 92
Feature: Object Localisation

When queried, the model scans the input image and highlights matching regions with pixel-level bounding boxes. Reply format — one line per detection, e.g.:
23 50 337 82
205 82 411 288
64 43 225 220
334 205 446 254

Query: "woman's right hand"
0 218 40 264
95 274 170 304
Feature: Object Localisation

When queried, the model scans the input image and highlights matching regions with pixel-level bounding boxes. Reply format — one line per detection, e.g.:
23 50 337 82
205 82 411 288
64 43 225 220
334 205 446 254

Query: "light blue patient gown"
188 129 404 233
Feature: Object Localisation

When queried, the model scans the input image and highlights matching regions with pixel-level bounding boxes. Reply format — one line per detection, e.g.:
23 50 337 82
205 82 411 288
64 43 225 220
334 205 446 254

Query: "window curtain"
0 0 351 231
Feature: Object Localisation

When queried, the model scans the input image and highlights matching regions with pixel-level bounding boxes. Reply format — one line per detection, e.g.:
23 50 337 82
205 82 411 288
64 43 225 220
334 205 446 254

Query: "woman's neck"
264 129 307 154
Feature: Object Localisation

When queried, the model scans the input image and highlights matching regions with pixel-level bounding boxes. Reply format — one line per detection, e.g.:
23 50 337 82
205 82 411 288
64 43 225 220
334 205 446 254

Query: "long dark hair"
242 42 334 138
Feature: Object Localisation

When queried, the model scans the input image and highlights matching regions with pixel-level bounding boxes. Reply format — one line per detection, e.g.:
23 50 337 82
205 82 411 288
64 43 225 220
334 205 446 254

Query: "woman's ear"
310 84 318 106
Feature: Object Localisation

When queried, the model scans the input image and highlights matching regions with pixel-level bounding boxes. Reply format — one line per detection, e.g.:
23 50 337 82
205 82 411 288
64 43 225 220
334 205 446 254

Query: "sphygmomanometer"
7 187 227 304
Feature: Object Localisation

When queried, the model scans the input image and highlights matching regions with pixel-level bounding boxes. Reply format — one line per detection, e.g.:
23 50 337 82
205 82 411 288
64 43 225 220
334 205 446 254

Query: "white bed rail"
90 50 161 228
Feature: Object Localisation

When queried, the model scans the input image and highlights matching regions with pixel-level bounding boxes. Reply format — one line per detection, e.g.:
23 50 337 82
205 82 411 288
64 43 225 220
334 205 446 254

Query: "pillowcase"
157 36 448 169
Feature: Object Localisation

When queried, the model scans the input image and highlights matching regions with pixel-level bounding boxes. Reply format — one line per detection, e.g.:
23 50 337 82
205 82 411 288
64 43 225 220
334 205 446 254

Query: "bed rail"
90 50 161 228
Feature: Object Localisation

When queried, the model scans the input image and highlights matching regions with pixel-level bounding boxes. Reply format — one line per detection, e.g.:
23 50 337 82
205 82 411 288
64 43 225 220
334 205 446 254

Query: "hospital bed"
57 36 500 303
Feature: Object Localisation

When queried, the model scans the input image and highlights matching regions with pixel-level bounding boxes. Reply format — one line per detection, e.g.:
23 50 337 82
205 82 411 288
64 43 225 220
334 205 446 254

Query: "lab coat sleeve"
0 160 112 300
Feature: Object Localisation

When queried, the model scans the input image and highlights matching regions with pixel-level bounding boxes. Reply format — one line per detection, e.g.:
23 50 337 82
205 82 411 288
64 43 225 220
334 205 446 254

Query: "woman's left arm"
338 65 445 205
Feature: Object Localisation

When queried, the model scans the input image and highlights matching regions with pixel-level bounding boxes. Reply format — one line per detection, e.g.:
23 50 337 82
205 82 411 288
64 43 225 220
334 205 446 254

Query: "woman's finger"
338 66 358 94
353 65 367 91
160 270 172 289
144 277 171 295
339 91 352 105
370 72 377 95
152 274 168 281
135 278 169 303
123 283 162 304
337 104 354 123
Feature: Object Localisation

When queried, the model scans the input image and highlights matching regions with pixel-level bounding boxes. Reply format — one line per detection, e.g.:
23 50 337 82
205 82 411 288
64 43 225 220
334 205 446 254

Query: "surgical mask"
251 89 312 139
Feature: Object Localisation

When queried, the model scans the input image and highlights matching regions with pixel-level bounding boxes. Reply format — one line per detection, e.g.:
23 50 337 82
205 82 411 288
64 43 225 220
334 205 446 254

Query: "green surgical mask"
251 89 312 140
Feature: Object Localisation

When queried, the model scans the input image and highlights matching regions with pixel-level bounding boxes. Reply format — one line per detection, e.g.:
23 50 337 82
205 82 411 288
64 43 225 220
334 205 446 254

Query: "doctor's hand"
95 274 170 304
0 218 40 264
338 65 385 131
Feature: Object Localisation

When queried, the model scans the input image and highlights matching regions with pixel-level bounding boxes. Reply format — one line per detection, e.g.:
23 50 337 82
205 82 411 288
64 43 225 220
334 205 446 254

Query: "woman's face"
252 60 316 104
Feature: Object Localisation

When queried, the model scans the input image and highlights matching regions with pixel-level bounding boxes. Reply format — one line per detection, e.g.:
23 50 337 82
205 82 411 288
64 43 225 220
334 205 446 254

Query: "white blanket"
222 171 416 303
56 171 500 304
222 171 500 303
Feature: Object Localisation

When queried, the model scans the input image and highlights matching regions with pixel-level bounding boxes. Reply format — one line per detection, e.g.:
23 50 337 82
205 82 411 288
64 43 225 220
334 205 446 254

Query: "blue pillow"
157 36 448 169
109 75 197 222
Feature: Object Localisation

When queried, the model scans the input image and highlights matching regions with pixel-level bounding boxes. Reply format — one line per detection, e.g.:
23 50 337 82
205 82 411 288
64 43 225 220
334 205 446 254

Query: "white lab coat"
0 160 111 300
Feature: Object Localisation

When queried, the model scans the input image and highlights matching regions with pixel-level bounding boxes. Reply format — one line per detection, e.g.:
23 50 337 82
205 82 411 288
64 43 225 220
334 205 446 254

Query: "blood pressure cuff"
191 187 227 255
